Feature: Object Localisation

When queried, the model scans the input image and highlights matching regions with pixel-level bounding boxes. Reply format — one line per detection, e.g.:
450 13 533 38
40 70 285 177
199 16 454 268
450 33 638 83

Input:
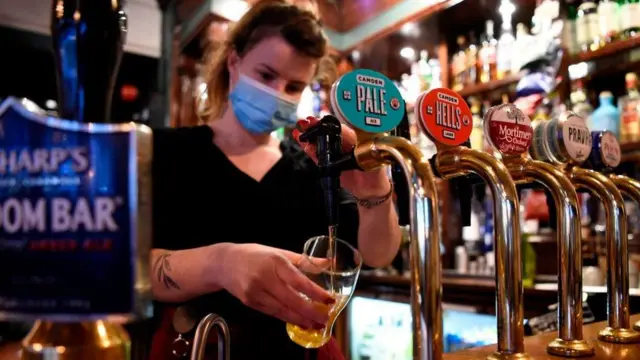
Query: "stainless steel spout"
190 313 231 360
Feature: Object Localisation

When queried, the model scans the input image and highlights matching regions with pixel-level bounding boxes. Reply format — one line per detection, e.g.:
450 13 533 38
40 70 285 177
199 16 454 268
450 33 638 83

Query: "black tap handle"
51 0 127 123
299 115 361 227
391 101 411 226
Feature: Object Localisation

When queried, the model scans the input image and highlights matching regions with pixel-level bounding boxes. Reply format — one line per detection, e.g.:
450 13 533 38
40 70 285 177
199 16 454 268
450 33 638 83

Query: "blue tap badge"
0 98 140 320
330 69 404 133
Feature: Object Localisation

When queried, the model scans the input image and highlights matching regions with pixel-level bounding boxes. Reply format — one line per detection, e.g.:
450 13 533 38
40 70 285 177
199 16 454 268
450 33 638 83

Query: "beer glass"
286 235 363 348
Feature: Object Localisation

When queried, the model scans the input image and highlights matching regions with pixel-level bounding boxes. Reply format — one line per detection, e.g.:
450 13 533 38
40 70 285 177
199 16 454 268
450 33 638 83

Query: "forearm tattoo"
154 251 181 290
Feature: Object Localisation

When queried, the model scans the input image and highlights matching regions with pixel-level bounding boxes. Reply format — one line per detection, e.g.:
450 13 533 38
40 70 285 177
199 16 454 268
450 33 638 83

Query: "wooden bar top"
1 315 639 359
445 314 640 360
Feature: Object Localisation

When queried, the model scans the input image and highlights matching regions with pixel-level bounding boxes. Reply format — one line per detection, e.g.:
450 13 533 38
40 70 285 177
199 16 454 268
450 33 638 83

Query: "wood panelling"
339 0 403 32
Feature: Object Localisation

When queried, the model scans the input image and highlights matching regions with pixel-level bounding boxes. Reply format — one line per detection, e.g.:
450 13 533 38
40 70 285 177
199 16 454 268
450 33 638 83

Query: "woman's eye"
260 72 274 81
286 85 305 94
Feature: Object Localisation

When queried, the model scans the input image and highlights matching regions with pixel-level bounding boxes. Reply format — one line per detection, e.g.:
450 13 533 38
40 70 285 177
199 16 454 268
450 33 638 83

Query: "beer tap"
0 1 154 359
190 313 231 360
530 113 640 344
416 89 530 360
483 105 594 357
581 130 640 335
300 69 442 360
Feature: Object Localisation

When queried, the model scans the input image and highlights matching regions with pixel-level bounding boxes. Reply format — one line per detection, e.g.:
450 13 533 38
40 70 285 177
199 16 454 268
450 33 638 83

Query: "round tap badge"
417 88 473 147
483 103 533 156
330 69 404 133
599 131 622 168
560 112 592 164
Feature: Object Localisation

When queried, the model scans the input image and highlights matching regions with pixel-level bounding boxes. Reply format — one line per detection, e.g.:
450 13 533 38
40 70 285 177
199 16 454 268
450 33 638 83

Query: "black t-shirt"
151 125 359 358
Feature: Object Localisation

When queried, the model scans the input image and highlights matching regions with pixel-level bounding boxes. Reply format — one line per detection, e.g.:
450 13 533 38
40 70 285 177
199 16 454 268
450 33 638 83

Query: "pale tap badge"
590 131 621 169
0 98 150 320
417 88 473 147
330 69 404 133
483 103 533 156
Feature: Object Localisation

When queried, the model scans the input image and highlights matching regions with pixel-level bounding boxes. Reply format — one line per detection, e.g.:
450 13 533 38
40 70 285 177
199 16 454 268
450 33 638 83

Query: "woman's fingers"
273 262 332 324
255 290 316 329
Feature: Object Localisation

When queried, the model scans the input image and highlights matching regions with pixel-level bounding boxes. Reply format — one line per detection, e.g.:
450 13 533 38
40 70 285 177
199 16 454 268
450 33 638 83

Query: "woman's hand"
293 116 391 199
217 243 334 330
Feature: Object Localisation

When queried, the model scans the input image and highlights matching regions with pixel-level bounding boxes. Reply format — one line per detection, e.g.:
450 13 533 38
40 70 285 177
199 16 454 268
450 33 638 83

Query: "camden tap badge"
332 69 405 133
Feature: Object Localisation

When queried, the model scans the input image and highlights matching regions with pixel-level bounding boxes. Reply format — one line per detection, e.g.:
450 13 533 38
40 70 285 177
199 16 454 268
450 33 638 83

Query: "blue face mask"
229 74 299 134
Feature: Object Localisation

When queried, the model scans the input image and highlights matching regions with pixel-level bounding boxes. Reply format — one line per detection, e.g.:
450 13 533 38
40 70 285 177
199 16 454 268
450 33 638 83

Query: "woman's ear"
227 49 241 85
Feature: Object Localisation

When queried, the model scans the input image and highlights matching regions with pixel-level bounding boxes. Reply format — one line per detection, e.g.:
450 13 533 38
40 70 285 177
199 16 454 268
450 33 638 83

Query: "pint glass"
286 236 363 348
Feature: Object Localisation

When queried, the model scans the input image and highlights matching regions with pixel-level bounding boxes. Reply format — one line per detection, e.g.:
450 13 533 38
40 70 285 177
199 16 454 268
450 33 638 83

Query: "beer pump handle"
390 102 411 226
299 115 360 226
51 0 126 123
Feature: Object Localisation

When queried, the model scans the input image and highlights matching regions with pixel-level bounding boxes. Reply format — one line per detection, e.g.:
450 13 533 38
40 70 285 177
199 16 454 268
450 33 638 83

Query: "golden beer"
286 295 348 348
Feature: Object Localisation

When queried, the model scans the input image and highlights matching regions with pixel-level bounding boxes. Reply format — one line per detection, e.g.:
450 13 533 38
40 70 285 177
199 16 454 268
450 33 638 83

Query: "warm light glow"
220 0 250 22
400 22 420 37
399 47 415 60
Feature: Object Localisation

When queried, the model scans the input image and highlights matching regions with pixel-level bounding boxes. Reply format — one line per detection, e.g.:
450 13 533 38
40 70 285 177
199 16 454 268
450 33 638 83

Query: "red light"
121 85 139 102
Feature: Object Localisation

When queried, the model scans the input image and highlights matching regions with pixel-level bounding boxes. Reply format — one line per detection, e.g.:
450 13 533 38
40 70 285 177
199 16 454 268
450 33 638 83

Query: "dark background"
0 25 159 123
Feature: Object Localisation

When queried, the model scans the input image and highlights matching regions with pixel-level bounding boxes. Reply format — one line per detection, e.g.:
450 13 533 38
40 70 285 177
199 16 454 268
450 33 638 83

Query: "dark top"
151 125 360 359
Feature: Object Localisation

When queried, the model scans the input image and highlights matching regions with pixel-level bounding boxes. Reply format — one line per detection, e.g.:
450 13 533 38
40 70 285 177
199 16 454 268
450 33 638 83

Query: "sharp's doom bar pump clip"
300 69 442 360
416 89 530 360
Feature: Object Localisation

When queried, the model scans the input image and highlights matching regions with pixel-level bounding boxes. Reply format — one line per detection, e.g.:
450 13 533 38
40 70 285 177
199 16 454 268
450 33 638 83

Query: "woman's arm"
353 171 401 268
150 243 231 303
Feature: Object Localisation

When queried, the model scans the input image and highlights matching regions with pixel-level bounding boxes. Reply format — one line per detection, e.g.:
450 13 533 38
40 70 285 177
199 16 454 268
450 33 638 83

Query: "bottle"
452 36 467 91
480 20 498 83
519 200 538 288
619 72 640 143
570 80 593 122
591 91 621 139
1 0 153 358
417 50 432 91
576 0 600 52
469 97 485 150
619 0 640 38
563 0 580 54
497 16 515 79
597 0 621 44
466 33 479 85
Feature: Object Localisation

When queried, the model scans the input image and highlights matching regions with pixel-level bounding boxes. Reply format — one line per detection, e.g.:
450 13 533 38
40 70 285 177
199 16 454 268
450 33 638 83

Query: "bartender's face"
227 36 317 101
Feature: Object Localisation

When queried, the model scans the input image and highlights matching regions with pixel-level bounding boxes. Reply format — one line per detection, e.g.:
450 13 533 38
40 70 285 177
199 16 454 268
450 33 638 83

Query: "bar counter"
0 315 639 359
443 314 640 360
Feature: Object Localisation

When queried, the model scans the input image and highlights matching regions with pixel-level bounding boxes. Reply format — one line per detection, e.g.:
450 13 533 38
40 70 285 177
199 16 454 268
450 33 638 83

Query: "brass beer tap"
300 69 442 360
415 89 529 360
530 113 640 344
581 130 640 336
484 105 594 357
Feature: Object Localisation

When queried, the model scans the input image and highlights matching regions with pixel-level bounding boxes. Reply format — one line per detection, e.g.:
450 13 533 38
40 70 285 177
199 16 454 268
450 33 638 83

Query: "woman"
149 1 401 359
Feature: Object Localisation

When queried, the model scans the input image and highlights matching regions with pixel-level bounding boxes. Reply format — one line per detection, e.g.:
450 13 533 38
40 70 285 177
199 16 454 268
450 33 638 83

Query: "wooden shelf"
457 73 523 98
571 36 640 64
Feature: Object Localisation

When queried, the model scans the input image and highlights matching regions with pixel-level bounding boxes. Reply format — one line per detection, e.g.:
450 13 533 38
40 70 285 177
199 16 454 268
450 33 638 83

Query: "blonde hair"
200 0 330 120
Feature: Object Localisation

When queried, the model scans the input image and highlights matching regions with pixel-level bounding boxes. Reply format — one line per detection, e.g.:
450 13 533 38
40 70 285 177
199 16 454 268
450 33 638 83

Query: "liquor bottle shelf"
571 36 640 64
457 73 523 98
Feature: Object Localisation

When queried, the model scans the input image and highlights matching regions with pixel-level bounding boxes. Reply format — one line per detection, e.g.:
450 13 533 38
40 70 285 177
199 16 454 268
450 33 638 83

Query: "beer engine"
299 69 443 360
0 1 232 359
0 1 149 358
415 89 529 360
483 105 594 357
581 130 640 335
530 113 640 344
